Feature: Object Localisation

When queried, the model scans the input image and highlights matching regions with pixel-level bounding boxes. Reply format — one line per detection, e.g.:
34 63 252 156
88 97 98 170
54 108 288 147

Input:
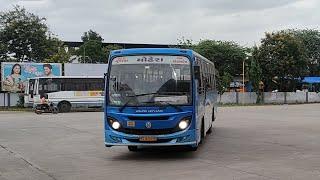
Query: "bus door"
195 58 205 135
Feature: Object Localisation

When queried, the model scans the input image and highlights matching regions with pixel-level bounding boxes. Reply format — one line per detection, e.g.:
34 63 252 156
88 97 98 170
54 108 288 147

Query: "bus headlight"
112 121 121 130
108 117 121 130
178 118 190 130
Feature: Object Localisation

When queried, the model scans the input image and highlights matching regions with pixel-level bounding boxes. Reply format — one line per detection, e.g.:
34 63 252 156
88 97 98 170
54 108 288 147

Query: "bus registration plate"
139 136 157 142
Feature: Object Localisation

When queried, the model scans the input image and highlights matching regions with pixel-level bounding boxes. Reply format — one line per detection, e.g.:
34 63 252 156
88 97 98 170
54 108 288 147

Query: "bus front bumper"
105 129 197 147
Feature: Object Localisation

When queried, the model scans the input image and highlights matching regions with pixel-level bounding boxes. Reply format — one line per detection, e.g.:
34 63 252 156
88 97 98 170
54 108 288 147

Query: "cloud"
0 0 319 46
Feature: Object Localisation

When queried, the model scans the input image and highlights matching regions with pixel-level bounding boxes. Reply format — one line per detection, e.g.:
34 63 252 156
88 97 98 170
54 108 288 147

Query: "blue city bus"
104 48 217 151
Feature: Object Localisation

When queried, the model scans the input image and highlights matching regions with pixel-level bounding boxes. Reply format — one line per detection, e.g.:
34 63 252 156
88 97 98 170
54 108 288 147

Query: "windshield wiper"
119 92 187 112
157 92 188 95
119 92 159 112
142 101 183 112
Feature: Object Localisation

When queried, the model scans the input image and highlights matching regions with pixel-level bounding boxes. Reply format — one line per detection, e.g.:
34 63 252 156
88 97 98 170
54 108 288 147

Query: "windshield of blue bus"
108 55 192 106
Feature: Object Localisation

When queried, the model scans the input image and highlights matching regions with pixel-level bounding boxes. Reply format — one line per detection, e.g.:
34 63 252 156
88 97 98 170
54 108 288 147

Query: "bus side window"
195 57 203 94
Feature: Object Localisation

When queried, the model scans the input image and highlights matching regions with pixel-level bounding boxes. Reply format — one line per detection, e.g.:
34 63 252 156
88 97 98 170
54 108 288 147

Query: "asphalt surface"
0 104 320 180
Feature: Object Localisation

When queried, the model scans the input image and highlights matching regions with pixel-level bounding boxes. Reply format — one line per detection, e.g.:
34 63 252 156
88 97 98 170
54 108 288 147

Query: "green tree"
44 48 70 63
249 47 263 102
0 6 54 62
77 30 106 63
103 44 123 63
249 47 262 92
81 29 103 42
193 40 247 77
254 31 308 91
292 29 320 76
218 72 233 94
0 41 8 60
192 40 247 93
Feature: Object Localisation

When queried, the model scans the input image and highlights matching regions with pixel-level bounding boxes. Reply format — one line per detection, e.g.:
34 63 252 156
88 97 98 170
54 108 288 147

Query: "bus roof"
110 48 194 57
27 76 103 80
110 48 214 65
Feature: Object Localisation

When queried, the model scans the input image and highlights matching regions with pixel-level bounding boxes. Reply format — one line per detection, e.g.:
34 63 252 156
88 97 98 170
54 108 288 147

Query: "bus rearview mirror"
194 66 200 80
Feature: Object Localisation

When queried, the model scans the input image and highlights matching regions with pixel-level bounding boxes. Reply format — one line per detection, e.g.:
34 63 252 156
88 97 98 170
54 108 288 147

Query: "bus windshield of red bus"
108 55 192 106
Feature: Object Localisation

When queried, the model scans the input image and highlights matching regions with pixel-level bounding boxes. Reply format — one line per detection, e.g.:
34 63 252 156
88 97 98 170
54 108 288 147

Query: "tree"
0 41 7 60
103 44 123 63
249 47 263 102
254 31 308 91
44 48 70 63
77 30 107 63
249 46 262 92
218 72 233 94
81 29 103 42
193 40 247 77
0 6 54 62
292 29 320 76
192 40 247 93
42 36 71 62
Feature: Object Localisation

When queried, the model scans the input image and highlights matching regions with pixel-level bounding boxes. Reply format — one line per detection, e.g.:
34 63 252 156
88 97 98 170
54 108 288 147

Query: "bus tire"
207 123 213 134
207 111 214 134
58 101 71 113
187 145 198 151
128 146 139 152
212 108 216 122
200 118 205 144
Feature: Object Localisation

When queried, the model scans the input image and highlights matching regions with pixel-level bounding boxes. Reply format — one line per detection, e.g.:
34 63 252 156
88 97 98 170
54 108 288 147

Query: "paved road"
0 104 320 180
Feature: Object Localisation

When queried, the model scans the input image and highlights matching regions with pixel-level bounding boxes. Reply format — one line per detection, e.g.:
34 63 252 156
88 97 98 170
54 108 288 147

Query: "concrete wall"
308 92 320 103
286 92 307 104
219 92 320 104
1 92 320 107
238 92 257 104
263 92 285 104
0 93 20 107
219 92 237 104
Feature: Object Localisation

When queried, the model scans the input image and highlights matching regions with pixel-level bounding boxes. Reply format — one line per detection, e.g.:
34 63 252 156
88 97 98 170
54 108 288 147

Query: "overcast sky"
0 0 319 46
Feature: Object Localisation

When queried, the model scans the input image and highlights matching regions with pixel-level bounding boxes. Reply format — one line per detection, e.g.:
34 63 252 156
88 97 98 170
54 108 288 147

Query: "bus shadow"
111 129 216 161
112 146 198 161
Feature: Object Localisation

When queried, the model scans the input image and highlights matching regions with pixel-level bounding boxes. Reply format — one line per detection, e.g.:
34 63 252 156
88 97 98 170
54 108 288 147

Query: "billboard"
1 62 62 92
64 63 108 76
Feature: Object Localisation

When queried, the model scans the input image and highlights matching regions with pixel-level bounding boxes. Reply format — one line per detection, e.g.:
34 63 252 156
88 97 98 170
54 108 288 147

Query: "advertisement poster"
1 62 62 92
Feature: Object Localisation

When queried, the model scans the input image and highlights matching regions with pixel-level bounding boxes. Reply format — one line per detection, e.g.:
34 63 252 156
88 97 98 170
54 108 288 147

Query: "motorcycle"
35 102 58 114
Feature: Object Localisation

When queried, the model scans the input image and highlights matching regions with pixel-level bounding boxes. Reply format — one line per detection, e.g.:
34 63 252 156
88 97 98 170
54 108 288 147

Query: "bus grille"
119 128 179 135
127 139 173 143
127 116 169 120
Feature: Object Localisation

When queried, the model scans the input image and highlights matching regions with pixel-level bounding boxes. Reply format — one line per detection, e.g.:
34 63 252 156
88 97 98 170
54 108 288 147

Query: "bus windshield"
108 55 192 106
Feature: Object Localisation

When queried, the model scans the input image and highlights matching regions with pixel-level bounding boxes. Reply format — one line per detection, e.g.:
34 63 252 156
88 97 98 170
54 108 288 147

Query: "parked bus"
104 48 217 151
27 76 104 112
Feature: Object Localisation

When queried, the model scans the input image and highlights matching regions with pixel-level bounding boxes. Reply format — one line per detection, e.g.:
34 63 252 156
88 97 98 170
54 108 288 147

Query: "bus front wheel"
128 146 139 152
187 145 198 151
58 101 71 113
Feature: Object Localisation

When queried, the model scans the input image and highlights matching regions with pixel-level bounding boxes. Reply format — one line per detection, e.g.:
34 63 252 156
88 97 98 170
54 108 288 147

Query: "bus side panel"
193 61 204 144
